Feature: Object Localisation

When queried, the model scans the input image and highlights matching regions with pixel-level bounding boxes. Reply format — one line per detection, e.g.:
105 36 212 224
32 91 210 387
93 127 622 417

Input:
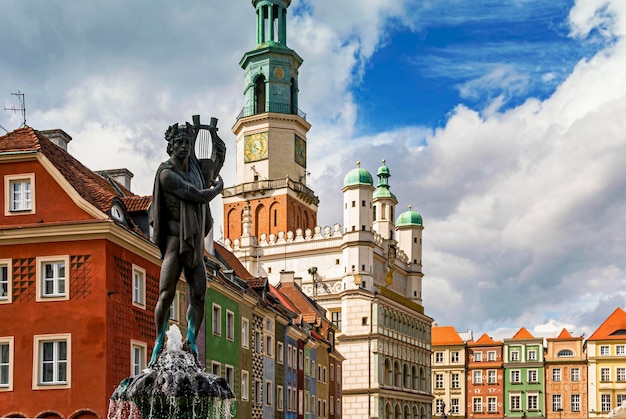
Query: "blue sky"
0 0 625 340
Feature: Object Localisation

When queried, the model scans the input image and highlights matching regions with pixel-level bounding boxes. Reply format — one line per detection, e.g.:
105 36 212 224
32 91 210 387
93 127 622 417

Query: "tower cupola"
372 160 398 239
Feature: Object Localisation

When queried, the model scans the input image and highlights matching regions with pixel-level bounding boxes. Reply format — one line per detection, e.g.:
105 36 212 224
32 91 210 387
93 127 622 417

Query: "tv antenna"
4 91 26 128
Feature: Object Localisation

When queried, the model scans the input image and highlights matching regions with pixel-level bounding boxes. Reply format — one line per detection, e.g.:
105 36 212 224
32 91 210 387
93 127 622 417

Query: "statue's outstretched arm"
159 169 223 203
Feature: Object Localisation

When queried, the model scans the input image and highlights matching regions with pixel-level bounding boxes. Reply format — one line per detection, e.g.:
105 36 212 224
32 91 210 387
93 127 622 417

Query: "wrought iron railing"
237 103 306 120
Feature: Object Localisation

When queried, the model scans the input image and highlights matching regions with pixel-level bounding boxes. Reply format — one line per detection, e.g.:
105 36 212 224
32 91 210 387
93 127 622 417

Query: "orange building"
545 329 587 419
0 127 162 418
467 333 504 419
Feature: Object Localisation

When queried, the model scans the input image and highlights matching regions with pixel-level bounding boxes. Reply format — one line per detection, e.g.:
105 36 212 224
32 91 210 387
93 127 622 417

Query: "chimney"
97 168 134 191
40 129 72 151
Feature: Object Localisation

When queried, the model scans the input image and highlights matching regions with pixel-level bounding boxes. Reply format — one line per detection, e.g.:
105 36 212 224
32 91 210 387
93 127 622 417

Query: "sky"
1 0 625 341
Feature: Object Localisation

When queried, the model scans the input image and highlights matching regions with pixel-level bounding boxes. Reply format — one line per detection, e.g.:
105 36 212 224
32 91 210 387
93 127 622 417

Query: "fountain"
107 325 234 419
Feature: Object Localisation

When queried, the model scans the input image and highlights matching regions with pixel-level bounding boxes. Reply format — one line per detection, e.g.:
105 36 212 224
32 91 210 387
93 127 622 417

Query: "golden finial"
382 159 386 164
357 161 361 167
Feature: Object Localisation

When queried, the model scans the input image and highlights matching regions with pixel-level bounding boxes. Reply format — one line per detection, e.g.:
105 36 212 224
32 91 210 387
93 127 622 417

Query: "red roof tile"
511 327 535 340
214 242 254 281
122 196 151 212
432 326 463 345
588 307 626 341
468 333 501 346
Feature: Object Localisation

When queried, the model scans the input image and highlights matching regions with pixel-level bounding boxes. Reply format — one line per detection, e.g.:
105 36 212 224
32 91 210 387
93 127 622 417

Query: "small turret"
372 160 398 240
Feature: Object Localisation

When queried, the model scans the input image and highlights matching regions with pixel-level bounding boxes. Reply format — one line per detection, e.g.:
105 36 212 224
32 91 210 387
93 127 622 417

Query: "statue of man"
148 119 225 366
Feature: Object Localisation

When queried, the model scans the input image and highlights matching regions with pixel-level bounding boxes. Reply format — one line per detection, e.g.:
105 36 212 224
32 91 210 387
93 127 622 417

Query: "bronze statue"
148 116 225 366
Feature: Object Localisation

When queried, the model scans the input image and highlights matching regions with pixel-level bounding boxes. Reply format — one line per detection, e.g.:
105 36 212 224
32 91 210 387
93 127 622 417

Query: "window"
473 397 483 413
323 366 327 383
241 318 249 348
435 352 444 363
299 389 304 414
600 345 610 356
511 370 520 383
571 367 580 381
337 365 341 381
528 369 538 383
450 351 460 363
0 337 14 391
558 349 574 357
5 174 35 214
510 394 521 411
553 368 561 382
254 331 262 354
277 385 284 411
601 367 611 382
265 334 274 358
226 311 234 341
225 365 234 390
36 256 70 302
450 398 460 414
474 352 483 362
34 334 71 389
510 350 519 361
473 370 482 384
617 345 626 355
169 292 180 321
488 397 497 412
131 265 145 308
277 342 284 364
487 351 496 361
212 304 222 336
527 349 537 360
330 363 334 381
331 396 334 415
266 380 273 406
330 310 341 330
552 394 562 411
618 394 626 407
601 394 611 412
130 341 146 376
254 379 262 405
618 367 626 382
0 260 11 304
451 373 460 388
211 361 220 376
571 394 580 412
528 394 538 410
298 349 303 369
241 370 249 401
436 399 445 414
435 373 444 389
487 369 497 384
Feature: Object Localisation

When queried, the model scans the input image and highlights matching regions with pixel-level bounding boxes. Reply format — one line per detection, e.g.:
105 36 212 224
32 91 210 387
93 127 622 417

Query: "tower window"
414 237 417 243
361 200 365 207
361 265 365 271
254 175 259 181
273 209 277 227
361 225 365 231
335 259 340 265
351 226 355 232
351 201 355 207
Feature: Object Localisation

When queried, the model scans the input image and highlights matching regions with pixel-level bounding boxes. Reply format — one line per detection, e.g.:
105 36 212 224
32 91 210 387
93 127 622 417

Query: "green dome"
343 162 373 187
377 163 390 176
373 188 397 201
396 207 423 227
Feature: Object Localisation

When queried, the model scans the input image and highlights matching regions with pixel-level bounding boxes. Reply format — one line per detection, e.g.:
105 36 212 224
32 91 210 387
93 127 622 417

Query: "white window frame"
5 173 35 215
473 369 482 384
450 351 460 363
266 379 273 406
241 317 249 348
552 394 562 411
0 259 12 304
131 264 146 308
487 351 496 361
36 255 70 302
277 341 284 364
435 351 444 363
299 349 303 370
241 370 249 401
450 398 460 414
474 351 483 362
212 304 222 336
600 345 610 356
511 369 521 384
0 336 14 391
452 372 460 388
553 368 561 382
527 393 539 411
528 369 538 383
254 379 262 406
617 367 626 382
487 369 497 384
510 350 520 361
571 367 580 381
277 385 284 411
527 349 537 361
601 394 611 412
225 364 234 390
600 367 611 382
617 345 626 355
473 397 483 413
488 396 497 412
130 340 147 376
226 310 234 341
435 373 444 388
510 393 521 411
33 334 71 389
571 394 580 412
265 334 274 358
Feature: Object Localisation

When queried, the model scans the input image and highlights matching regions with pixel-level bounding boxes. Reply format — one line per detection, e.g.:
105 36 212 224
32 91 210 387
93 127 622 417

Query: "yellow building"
587 307 626 418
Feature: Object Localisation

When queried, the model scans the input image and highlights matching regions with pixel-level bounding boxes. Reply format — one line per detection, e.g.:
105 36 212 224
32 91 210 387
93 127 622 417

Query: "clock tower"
223 0 318 241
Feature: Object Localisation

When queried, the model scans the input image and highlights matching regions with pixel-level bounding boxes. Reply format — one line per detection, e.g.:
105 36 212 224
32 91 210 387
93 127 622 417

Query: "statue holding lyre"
148 115 226 366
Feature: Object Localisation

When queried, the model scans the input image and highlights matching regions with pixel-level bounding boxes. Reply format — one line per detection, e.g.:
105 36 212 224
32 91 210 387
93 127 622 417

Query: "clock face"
295 135 306 167
244 132 268 162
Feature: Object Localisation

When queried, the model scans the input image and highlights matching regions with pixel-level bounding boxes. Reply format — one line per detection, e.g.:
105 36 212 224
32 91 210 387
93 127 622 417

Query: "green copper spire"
373 159 397 200
238 0 304 119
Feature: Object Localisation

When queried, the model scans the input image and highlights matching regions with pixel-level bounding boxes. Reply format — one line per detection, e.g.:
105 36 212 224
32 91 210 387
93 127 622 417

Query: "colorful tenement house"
222 2 434 418
544 328 587 419
586 307 626 417
432 325 467 419
503 327 545 419
467 333 504 419
0 127 162 418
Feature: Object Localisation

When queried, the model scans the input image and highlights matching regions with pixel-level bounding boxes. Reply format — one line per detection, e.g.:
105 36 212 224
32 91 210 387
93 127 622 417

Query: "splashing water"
108 325 235 419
